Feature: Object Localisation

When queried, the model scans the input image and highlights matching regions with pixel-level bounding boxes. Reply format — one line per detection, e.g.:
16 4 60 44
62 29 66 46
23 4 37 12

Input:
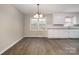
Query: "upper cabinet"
52 13 79 26
76 15 79 25
53 13 65 24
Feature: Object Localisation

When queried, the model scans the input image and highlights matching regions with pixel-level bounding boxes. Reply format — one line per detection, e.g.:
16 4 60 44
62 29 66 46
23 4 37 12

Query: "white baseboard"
24 35 47 37
0 36 23 55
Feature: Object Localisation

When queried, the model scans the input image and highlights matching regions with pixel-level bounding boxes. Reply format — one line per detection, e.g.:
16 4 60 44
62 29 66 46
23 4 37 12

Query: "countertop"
47 25 79 29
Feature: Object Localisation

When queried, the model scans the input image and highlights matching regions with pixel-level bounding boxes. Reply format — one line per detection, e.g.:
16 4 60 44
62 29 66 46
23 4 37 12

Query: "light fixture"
33 4 43 19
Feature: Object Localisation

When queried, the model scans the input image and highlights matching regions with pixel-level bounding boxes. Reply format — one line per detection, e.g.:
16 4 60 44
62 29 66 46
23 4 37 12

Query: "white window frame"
30 18 47 31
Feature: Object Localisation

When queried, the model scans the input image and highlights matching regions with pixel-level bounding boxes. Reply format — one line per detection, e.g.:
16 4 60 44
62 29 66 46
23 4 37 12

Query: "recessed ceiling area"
15 4 79 15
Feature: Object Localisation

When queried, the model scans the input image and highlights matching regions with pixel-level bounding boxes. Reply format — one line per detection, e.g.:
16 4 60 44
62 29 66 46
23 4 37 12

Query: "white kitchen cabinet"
53 14 65 24
69 29 79 38
53 13 79 25
48 28 79 38
74 15 79 24
48 28 68 38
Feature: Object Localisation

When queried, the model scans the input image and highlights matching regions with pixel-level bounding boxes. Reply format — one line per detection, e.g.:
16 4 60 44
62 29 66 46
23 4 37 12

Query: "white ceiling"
15 4 79 15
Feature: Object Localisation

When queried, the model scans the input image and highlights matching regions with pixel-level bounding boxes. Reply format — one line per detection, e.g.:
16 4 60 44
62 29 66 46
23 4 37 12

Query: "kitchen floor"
2 37 79 55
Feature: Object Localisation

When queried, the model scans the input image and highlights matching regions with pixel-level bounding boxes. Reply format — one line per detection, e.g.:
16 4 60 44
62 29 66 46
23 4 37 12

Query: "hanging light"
33 4 43 18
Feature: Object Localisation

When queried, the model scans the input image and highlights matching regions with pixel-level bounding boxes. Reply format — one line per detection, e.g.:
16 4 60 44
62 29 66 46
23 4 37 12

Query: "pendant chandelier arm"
37 4 39 15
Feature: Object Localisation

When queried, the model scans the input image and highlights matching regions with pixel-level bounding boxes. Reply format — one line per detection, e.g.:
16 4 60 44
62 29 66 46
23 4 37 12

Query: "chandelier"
33 4 43 19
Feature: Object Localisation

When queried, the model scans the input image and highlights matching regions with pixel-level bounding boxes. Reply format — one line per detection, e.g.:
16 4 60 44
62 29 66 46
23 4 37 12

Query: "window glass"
30 18 47 31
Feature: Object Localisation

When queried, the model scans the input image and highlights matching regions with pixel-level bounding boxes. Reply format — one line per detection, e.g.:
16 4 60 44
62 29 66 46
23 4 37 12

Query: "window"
64 16 76 27
39 19 47 31
30 18 47 31
30 19 38 31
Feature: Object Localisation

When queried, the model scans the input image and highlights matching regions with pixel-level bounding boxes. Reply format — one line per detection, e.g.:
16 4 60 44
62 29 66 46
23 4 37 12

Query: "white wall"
0 5 24 53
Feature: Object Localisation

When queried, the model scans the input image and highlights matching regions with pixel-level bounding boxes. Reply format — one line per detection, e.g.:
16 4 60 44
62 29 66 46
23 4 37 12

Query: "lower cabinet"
48 28 79 38
69 29 79 38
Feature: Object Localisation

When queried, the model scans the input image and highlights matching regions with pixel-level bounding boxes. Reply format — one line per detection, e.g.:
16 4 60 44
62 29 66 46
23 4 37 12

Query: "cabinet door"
69 29 79 38
75 16 79 24
53 14 64 24
48 29 68 38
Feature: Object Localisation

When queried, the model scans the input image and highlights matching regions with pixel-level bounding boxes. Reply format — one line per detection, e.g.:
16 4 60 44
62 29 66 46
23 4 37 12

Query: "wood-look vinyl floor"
2 38 79 55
